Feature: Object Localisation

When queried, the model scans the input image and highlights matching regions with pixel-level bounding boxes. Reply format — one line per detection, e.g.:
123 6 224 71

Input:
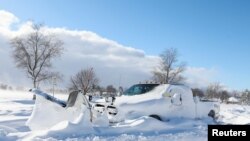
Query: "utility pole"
194 96 199 120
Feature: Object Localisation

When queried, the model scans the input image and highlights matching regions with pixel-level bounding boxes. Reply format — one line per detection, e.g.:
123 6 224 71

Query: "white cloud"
0 10 218 89
0 10 19 28
43 27 160 87
184 67 218 88
0 10 159 88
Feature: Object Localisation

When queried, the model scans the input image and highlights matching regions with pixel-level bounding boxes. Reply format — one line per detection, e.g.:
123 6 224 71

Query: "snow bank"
1 89 250 141
38 132 207 141
0 129 9 141
26 117 211 141
218 104 250 124
26 92 85 130
0 125 18 141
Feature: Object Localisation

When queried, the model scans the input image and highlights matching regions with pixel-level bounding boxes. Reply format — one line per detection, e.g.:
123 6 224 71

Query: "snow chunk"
26 92 85 130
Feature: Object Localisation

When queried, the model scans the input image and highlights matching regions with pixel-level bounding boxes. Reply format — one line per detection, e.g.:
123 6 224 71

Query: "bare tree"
205 82 223 100
0 84 8 90
106 85 117 94
11 24 64 99
69 68 99 95
220 90 230 103
241 89 250 105
152 48 186 84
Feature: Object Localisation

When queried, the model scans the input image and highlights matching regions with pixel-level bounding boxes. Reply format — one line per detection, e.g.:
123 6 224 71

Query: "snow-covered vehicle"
26 84 219 130
94 84 220 122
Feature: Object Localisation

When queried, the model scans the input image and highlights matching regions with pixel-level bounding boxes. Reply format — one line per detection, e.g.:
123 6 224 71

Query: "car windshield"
124 84 159 96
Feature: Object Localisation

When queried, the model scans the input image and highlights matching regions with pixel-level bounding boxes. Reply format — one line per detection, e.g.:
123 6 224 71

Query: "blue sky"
0 0 250 90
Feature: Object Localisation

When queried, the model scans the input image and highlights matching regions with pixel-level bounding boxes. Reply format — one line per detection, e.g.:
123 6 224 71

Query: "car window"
134 86 142 94
124 84 159 96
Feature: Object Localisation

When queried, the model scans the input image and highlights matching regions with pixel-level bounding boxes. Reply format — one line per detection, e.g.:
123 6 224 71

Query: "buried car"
97 83 220 122
27 84 219 130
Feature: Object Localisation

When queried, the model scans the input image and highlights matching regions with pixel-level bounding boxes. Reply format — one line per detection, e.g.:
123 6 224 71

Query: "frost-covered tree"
152 48 186 84
11 24 64 100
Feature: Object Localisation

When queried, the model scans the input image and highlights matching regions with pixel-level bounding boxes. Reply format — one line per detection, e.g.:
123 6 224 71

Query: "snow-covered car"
27 84 219 130
94 83 220 122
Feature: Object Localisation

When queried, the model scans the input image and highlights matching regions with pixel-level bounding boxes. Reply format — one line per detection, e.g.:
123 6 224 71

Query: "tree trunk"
166 70 169 84
32 80 36 100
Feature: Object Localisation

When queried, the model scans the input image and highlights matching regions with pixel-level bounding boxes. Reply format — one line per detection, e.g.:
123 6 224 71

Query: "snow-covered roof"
228 97 239 102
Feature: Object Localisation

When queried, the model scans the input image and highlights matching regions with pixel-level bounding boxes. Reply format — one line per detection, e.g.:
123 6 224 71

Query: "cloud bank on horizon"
0 10 217 89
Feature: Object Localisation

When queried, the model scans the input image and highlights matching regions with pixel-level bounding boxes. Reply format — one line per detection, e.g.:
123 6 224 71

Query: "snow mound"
26 92 84 130
25 117 212 141
217 104 250 124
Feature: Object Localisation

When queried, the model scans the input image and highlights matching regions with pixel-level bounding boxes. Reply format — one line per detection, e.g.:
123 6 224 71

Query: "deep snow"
0 89 250 141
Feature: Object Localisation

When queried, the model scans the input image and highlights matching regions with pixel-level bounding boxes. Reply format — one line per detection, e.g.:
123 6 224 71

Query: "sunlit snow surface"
0 89 250 141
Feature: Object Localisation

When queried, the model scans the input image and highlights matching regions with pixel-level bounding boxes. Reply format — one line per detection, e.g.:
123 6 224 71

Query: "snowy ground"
0 89 250 141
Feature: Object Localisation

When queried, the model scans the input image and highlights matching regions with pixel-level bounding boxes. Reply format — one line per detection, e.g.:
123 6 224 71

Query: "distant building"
227 97 240 104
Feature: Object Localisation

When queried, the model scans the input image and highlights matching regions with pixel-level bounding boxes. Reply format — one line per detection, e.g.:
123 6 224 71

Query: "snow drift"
0 89 249 140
